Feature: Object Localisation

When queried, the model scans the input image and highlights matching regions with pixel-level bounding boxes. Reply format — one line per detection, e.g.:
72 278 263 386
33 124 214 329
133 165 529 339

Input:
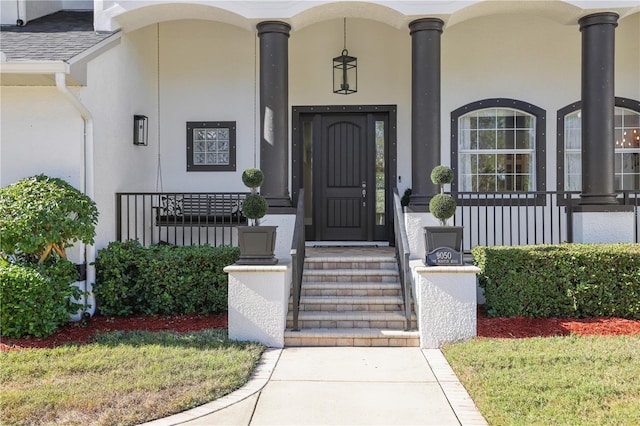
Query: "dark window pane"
478 130 496 149
515 130 533 149
478 154 496 173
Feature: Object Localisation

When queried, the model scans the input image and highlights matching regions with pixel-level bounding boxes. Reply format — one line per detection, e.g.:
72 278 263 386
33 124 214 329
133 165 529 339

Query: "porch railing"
116 190 640 251
393 188 413 331
290 189 305 331
452 190 640 252
116 192 249 247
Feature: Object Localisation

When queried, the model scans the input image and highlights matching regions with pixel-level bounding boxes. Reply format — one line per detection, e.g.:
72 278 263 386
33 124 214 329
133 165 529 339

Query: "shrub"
429 194 457 225
0 260 81 338
241 168 264 189
93 240 148 316
94 242 239 316
430 165 454 185
242 193 268 220
473 244 640 319
0 175 98 263
428 165 456 226
240 168 268 225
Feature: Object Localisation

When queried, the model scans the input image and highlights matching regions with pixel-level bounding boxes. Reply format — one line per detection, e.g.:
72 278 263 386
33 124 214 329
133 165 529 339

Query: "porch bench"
155 194 247 227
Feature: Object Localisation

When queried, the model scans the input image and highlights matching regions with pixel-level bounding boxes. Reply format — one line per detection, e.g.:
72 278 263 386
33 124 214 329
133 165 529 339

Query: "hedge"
472 244 640 319
94 241 239 316
0 260 81 338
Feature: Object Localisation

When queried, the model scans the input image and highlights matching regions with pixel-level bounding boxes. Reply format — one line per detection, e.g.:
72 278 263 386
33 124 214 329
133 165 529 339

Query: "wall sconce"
133 115 148 146
333 18 357 95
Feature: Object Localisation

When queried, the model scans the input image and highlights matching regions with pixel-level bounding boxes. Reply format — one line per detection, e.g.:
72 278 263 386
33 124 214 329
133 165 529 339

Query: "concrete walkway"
143 347 487 426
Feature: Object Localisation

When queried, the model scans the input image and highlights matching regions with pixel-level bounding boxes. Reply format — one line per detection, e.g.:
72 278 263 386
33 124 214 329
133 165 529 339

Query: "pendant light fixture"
333 18 357 95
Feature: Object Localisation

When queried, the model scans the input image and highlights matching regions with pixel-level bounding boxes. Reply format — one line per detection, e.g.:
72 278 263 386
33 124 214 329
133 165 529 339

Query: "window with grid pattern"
563 106 640 191
186 122 236 171
458 108 536 192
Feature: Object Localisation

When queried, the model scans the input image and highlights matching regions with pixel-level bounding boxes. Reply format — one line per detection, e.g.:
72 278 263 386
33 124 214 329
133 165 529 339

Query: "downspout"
55 72 96 317
16 0 27 26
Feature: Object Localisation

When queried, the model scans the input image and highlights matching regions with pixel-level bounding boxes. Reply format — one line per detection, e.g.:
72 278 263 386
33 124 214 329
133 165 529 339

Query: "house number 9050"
436 251 452 260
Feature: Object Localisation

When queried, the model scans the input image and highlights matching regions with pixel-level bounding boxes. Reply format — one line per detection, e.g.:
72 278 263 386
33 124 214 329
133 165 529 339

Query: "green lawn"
0 329 264 426
443 335 640 426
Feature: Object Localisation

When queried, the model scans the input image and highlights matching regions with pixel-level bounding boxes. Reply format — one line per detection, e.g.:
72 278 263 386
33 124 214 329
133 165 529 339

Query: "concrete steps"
285 247 418 347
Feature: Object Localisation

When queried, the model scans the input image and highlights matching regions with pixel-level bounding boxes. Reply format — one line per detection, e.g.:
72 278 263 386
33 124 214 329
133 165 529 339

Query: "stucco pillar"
257 21 292 208
578 12 619 205
408 18 444 209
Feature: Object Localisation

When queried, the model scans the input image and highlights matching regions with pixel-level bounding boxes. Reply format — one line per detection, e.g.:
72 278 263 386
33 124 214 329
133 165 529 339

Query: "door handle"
362 181 366 206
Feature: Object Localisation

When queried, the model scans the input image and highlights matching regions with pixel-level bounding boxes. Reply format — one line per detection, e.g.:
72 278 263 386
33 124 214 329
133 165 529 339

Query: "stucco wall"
616 14 640 97
79 24 160 248
83 20 256 248
157 20 256 192
0 87 83 188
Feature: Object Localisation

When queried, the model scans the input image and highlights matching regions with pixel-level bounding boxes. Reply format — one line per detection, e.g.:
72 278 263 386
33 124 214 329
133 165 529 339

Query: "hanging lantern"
333 18 357 95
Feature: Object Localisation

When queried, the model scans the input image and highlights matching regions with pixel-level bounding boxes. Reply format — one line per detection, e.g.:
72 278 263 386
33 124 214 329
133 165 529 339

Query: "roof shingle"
0 11 114 62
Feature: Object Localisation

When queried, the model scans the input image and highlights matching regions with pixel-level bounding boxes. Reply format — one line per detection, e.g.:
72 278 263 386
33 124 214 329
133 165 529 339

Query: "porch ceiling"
97 1 640 34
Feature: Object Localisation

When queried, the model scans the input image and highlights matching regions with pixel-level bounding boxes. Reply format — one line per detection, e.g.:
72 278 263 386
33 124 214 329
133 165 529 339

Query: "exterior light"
133 115 148 146
333 18 357 95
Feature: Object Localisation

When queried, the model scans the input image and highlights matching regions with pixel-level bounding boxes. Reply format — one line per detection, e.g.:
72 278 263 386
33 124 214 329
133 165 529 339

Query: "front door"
292 106 397 242
318 114 369 240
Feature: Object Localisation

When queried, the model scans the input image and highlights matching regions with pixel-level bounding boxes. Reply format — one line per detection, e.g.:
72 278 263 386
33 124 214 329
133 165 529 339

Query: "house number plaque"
426 247 463 266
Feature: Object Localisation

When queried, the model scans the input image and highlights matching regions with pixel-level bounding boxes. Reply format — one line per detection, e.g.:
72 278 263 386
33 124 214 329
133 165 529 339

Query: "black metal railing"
393 188 413 331
453 191 640 252
290 189 306 331
621 191 640 243
116 192 249 247
117 190 640 251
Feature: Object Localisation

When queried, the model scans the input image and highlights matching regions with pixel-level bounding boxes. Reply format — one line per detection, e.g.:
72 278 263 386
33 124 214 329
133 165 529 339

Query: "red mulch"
2 310 639 351
0 313 227 352
476 308 640 339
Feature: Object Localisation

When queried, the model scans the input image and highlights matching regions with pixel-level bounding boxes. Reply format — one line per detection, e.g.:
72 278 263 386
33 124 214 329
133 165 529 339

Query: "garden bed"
1 313 226 350
3 309 639 351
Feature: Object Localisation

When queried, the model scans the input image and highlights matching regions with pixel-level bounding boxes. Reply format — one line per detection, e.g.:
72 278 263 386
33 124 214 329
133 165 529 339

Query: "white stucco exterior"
411 261 480 348
226 261 292 348
573 210 636 243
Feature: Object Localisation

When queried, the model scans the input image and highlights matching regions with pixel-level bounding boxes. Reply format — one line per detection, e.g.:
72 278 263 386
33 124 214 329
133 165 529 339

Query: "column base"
411 261 480 348
226 261 292 348
572 205 634 243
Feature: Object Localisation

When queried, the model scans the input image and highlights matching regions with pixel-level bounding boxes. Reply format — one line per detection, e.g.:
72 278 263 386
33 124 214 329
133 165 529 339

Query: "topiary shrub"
429 194 457 226
0 259 81 338
429 165 456 226
430 165 454 186
242 194 268 221
94 242 239 316
242 168 264 190
240 168 268 225
0 175 98 264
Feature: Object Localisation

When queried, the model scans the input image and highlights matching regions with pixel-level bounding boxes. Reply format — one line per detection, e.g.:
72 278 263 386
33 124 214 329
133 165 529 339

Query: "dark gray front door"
292 105 396 243
317 114 369 240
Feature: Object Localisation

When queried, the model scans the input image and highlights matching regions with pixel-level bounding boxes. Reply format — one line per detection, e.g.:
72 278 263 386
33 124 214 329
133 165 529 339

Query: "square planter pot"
423 226 463 266
237 226 278 265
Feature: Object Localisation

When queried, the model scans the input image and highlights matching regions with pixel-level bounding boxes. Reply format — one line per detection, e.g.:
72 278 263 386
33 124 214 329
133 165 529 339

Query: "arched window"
558 98 640 191
451 99 546 193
